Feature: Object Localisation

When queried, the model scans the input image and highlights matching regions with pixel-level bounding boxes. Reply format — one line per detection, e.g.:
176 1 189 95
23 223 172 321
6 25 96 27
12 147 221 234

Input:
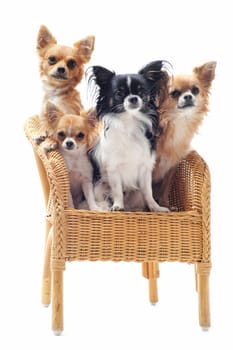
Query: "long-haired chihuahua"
43 102 101 210
35 25 95 142
153 61 217 207
87 60 171 212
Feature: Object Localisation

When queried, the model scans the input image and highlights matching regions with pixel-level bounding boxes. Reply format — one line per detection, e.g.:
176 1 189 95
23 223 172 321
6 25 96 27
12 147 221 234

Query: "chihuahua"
35 25 95 142
43 101 101 210
87 60 170 212
153 61 217 207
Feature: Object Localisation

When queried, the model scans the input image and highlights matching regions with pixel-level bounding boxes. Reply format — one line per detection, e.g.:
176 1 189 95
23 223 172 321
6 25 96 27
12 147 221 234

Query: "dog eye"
76 132 85 140
115 90 124 99
191 86 199 95
57 131 66 140
67 59 77 70
48 56 57 65
170 90 181 98
137 87 146 97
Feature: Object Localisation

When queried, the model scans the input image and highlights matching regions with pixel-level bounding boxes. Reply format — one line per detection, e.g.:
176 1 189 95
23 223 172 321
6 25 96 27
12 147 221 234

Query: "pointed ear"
74 35 95 63
37 25 57 55
88 65 115 88
193 61 217 87
139 60 171 106
46 102 63 124
84 108 101 148
85 107 98 127
138 60 170 81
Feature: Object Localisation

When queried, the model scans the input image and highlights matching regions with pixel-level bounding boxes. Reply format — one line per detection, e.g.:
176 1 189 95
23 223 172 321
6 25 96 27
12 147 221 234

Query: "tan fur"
35 25 95 142
43 103 101 152
153 61 217 207
54 109 101 151
43 102 102 210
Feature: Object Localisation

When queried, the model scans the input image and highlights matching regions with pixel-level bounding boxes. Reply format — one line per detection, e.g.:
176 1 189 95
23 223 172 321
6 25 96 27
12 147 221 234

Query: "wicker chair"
24 114 211 335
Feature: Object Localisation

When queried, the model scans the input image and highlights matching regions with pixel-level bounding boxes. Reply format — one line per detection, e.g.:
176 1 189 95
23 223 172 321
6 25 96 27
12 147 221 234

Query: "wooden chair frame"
24 115 211 335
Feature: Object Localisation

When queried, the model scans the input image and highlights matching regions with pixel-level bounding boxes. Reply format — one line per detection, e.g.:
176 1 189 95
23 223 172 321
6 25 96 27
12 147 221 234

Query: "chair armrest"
24 115 70 214
169 150 211 213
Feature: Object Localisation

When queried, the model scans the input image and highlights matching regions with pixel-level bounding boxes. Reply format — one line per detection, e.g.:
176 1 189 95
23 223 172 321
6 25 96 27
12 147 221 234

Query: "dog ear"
74 35 95 63
37 25 57 54
45 102 64 125
139 60 171 83
88 66 115 88
84 108 101 149
193 61 217 88
85 107 98 126
139 60 171 107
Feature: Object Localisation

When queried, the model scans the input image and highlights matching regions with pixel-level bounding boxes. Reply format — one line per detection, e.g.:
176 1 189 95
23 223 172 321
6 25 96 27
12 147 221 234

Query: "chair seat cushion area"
63 209 203 263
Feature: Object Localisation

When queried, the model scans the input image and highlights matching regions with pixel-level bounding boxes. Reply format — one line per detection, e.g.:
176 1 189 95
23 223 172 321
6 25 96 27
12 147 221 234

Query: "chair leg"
194 264 198 291
52 270 64 335
142 262 159 304
41 224 52 306
195 262 211 330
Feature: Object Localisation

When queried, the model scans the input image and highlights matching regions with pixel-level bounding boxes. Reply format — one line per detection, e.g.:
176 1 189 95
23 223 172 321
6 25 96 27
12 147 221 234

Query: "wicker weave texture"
24 115 211 270
65 210 203 263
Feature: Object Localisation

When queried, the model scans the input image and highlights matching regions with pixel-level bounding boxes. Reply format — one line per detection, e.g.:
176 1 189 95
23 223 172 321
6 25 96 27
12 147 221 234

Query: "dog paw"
148 202 170 212
42 138 58 152
169 205 179 212
111 205 124 211
33 134 46 145
95 201 111 211
158 206 170 212
90 204 104 211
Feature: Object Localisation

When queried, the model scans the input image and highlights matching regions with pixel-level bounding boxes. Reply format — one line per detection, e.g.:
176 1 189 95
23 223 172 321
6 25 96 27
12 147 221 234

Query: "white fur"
178 93 196 109
60 142 100 210
93 111 169 212
124 94 142 111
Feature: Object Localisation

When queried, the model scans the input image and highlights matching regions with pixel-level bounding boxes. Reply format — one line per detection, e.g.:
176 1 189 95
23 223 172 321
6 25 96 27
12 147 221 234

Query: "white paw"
111 205 124 211
43 140 58 152
96 201 111 211
156 205 170 213
90 205 104 211
148 202 170 212
33 135 46 145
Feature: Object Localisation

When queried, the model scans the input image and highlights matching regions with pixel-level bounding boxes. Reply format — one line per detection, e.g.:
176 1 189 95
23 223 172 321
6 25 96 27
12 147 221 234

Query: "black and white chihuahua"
87 60 170 212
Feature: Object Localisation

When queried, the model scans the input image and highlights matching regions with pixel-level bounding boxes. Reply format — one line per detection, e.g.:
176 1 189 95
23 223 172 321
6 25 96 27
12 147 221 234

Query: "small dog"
43 101 102 210
87 60 170 212
153 61 217 207
35 25 95 142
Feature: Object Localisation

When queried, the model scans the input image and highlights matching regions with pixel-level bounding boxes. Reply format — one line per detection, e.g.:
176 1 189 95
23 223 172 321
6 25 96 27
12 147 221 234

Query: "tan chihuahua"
35 25 95 143
153 61 217 208
43 102 101 210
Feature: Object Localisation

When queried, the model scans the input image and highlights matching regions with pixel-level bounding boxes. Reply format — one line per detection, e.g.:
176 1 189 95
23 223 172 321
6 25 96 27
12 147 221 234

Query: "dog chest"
96 114 155 188
61 148 93 185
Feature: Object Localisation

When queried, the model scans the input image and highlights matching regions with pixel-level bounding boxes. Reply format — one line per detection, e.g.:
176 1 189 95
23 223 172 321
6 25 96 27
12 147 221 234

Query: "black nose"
57 67 66 74
65 141 74 149
128 96 138 104
184 94 193 101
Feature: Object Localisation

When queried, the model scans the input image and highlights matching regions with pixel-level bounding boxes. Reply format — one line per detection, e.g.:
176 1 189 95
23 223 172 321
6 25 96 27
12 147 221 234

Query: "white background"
1 0 232 348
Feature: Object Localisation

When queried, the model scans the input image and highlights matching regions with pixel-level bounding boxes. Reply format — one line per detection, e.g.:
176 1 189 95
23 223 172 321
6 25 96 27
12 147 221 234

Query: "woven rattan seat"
24 114 211 335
